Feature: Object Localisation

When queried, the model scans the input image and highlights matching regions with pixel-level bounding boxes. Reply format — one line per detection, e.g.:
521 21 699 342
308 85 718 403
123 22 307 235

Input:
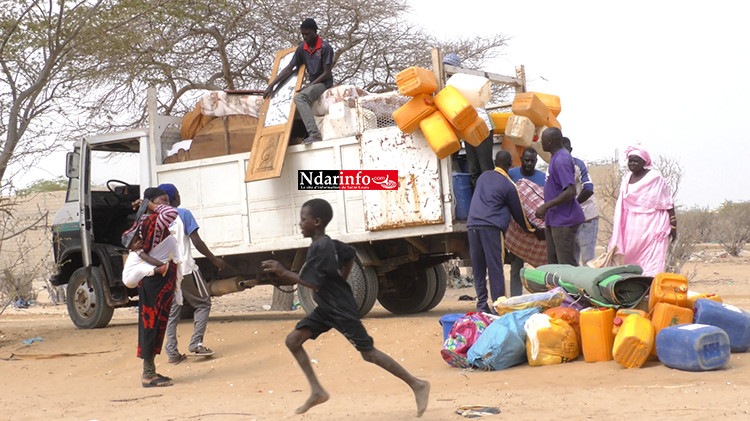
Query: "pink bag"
440 312 493 368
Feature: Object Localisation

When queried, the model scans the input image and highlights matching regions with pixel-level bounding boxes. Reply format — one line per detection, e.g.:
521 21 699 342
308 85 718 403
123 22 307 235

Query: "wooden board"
244 47 306 182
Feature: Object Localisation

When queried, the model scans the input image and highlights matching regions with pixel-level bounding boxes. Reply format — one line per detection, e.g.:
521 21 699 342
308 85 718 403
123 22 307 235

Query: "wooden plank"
444 64 524 87
244 47 306 182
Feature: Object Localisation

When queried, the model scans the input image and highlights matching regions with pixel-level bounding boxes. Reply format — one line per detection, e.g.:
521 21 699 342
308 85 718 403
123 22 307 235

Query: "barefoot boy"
262 198 430 417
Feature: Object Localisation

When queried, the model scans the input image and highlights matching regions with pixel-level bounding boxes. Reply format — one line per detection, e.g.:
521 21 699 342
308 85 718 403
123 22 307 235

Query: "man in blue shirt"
263 18 334 144
562 137 600 265
467 151 539 313
159 184 227 364
506 147 546 295
535 128 585 266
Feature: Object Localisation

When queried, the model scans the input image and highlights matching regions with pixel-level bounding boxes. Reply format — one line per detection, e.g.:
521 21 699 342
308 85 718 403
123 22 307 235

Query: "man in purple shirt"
535 128 585 266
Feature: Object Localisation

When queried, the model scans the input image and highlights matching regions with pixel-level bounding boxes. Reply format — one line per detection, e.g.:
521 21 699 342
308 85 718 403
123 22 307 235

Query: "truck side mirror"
66 152 80 178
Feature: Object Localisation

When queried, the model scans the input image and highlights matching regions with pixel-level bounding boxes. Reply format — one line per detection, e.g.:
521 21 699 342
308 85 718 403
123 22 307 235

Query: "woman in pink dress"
609 146 677 276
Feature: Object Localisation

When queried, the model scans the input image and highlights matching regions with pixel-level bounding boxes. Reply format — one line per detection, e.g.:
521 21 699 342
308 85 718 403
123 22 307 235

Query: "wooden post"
515 65 527 93
222 116 231 155
431 47 445 91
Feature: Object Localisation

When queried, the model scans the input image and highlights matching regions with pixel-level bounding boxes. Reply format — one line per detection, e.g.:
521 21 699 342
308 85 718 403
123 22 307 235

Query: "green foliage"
16 177 68 196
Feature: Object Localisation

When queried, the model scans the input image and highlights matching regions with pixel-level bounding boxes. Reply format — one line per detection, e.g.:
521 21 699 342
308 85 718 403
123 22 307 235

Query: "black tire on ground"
298 258 379 318
378 264 437 314
66 267 115 329
422 264 448 312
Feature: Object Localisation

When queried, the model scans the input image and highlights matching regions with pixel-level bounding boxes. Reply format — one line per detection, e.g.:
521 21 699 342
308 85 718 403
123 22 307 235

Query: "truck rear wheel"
298 258 378 318
378 264 437 314
66 267 115 329
422 264 448 312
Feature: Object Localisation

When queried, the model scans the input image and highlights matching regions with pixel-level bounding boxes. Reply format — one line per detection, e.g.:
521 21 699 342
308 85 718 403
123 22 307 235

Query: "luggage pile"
440 270 750 372
490 91 561 164
392 67 492 159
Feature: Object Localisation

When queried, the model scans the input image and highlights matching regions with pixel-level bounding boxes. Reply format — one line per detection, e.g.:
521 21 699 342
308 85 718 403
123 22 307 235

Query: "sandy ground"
2 247 750 421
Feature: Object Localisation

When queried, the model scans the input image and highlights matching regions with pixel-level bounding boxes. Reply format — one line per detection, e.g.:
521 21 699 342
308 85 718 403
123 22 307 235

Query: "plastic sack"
467 307 540 370
311 85 369 116
525 313 579 366
493 289 565 316
544 306 581 348
440 312 493 368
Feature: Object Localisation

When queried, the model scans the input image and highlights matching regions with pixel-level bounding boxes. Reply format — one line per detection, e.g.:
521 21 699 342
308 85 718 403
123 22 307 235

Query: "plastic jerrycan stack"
612 309 648 335
579 307 615 362
504 115 535 147
650 302 694 356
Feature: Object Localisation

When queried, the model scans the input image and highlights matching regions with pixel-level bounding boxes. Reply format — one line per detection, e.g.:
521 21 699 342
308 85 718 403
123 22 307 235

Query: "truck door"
78 138 94 267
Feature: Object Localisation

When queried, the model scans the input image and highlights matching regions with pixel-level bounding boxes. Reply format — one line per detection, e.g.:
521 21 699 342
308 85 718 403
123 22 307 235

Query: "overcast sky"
409 0 750 209
15 1 749 209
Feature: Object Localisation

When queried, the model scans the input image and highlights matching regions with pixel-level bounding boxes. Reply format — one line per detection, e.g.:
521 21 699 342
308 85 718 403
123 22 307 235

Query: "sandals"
168 354 187 365
189 346 215 356
142 376 173 388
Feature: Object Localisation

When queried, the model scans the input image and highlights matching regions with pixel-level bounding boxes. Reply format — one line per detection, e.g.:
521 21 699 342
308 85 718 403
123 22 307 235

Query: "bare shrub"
713 201 750 256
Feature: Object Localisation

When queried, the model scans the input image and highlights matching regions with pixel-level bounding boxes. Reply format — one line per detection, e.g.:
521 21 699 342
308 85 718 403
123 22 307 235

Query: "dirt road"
2 255 750 420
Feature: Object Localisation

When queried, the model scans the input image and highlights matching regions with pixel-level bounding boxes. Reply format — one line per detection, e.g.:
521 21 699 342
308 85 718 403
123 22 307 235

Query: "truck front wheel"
66 267 115 329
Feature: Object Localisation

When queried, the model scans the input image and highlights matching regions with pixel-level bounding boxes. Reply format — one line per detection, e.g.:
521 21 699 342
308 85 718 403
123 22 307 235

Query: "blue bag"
467 307 540 370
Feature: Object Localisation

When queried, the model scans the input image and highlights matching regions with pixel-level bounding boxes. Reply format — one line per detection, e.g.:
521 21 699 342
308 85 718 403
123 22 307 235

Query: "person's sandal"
189 346 215 356
168 354 187 365
142 376 173 388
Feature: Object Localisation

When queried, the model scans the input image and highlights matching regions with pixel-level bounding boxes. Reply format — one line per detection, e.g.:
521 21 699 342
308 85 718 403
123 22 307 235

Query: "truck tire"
422 265 448 312
378 264 437 314
66 267 115 329
298 258 378 318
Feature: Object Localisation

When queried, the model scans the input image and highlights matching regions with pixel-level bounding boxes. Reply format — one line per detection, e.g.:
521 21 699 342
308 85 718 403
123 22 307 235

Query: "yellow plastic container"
648 273 688 311
489 112 512 133
686 291 723 309
434 86 478 131
612 309 649 335
613 314 654 368
419 111 460 159
500 137 523 168
650 302 694 356
392 93 437 134
545 109 562 130
651 302 693 332
579 307 615 362
457 115 490 147
530 92 561 117
511 92 549 126
504 114 535 147
396 67 438 97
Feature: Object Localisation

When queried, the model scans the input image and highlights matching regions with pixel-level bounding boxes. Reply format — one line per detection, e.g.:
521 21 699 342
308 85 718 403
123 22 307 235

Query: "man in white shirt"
159 184 227 364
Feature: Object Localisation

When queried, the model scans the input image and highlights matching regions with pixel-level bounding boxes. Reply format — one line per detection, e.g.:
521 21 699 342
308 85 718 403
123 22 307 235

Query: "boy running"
262 198 430 417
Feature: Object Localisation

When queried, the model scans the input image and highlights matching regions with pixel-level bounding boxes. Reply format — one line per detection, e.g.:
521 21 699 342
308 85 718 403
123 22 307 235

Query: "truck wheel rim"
72 281 96 318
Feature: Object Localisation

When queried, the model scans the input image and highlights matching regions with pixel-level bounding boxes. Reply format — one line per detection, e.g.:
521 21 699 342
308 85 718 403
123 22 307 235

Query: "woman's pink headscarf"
625 145 652 169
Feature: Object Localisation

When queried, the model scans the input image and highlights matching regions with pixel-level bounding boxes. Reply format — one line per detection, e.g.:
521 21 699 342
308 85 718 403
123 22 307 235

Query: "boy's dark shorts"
296 307 374 352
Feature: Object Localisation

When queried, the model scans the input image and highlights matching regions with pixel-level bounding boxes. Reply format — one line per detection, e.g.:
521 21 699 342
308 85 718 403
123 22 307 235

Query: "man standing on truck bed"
159 183 227 364
263 18 334 144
